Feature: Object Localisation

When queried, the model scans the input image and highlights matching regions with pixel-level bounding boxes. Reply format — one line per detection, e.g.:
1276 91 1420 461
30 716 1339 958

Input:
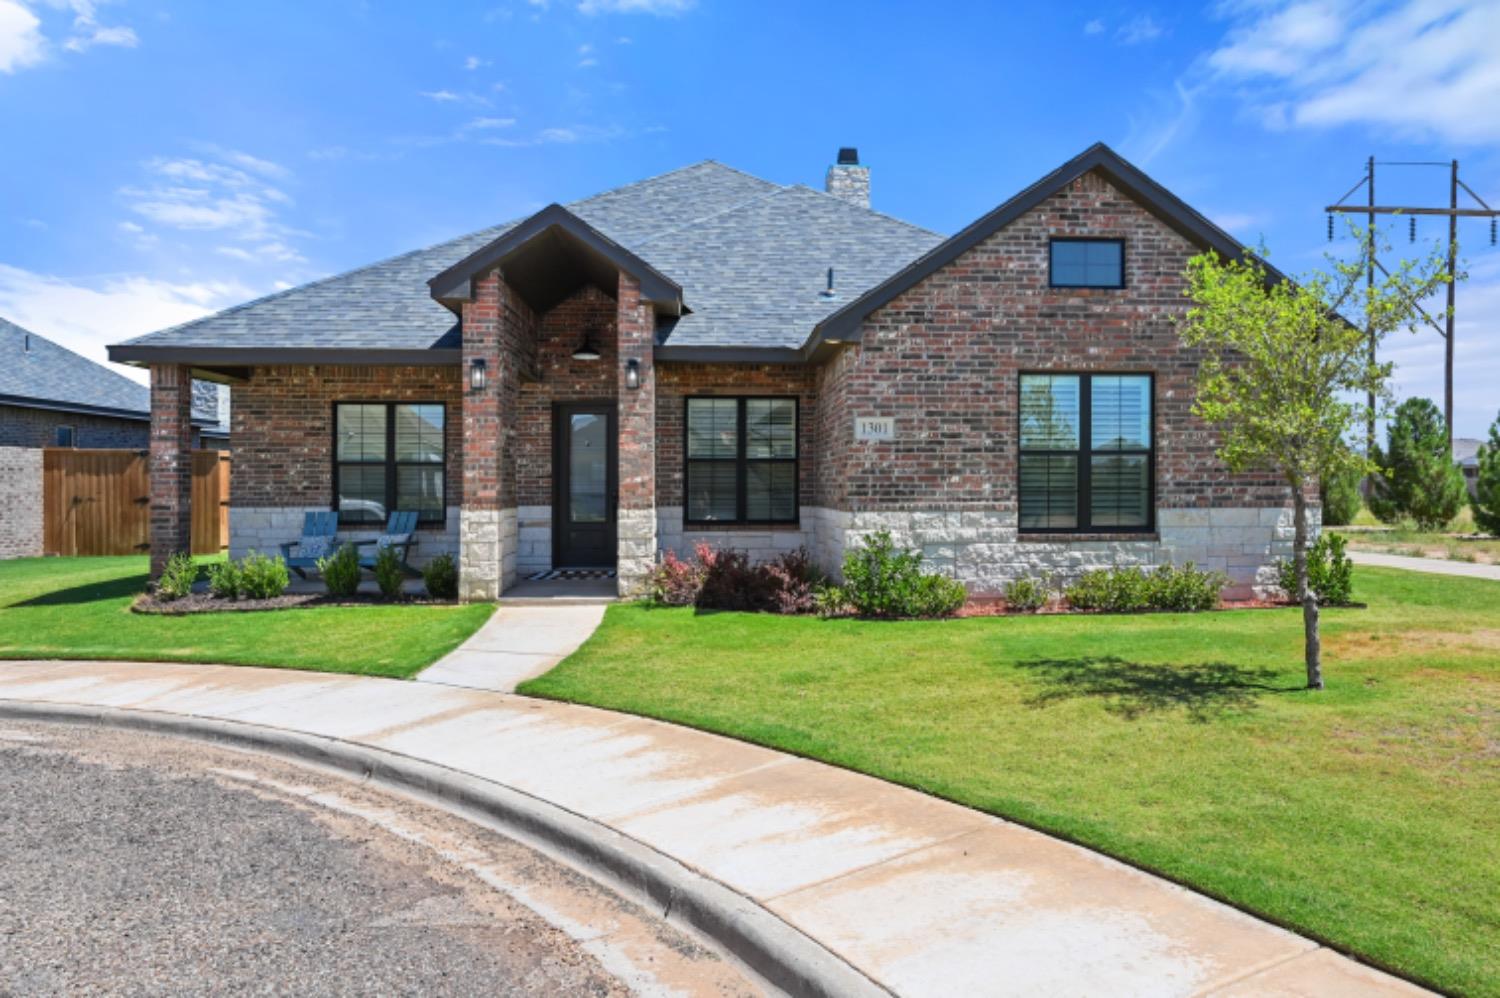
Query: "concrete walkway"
1351 549 1500 580
0 659 1425 997
417 603 607 692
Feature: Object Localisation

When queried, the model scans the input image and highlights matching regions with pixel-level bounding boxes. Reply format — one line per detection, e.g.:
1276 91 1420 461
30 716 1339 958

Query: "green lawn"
522 567 1500 996
0 556 493 678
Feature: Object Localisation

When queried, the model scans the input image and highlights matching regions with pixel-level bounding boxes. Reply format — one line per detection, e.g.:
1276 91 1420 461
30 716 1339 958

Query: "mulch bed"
132 592 458 615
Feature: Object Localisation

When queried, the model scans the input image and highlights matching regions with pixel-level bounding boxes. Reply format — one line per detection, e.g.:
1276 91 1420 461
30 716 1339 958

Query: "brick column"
148 364 194 577
615 271 656 595
460 272 504 601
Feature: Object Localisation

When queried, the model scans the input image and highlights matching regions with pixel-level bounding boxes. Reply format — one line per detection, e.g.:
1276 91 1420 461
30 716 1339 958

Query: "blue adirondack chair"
279 510 340 579
355 510 421 576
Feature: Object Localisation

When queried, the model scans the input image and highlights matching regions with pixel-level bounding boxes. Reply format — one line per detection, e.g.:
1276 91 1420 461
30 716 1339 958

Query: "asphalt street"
0 720 757 997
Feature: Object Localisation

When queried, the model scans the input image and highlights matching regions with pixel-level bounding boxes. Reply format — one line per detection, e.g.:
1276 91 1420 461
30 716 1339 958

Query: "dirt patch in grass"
1329 628 1500 661
133 592 456 615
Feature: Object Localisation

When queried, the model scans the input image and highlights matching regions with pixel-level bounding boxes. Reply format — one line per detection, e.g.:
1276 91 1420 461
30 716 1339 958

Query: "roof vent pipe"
820 267 836 298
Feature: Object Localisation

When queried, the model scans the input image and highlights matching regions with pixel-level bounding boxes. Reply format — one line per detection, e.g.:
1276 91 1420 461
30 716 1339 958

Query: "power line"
1324 157 1500 457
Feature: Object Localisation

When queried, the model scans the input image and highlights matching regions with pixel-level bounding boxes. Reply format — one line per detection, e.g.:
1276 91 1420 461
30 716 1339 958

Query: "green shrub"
1003 576 1049 612
839 530 966 618
1277 533 1355 606
372 544 405 599
423 552 459 600
1368 397 1468 529
207 559 242 599
1319 459 1364 528
238 551 290 599
1064 567 1150 612
1143 563 1227 611
813 583 852 618
155 552 198 601
318 543 362 598
1473 411 1500 537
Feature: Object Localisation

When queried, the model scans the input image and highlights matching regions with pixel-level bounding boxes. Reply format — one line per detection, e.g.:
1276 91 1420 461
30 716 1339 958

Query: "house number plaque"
854 416 896 441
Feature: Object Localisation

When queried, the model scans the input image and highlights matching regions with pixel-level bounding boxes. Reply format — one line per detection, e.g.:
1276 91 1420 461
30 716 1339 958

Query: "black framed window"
685 397 798 525
54 425 75 447
1049 238 1125 288
334 402 446 526
1019 373 1152 532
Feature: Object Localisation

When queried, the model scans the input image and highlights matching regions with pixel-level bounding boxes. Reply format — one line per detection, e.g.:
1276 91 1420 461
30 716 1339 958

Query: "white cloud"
118 148 306 264
0 0 44 72
1083 18 1104 35
420 89 460 102
1116 14 1163 44
0 263 255 382
577 0 694 14
480 122 632 147
0 0 136 72
463 54 488 70
1207 0 1500 144
464 115 516 129
615 34 632 43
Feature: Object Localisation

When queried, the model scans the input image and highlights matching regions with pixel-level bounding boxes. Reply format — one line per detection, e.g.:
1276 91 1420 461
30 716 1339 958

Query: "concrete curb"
0 699 889 998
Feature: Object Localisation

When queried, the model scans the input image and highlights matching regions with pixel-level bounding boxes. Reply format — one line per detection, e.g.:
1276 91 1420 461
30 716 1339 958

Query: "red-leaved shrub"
644 543 826 614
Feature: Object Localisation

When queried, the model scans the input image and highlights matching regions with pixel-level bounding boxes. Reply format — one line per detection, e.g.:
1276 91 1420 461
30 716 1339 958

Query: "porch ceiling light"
625 357 641 390
469 357 487 392
572 329 602 361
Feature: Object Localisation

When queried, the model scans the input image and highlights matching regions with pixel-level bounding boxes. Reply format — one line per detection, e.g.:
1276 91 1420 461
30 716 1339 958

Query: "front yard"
523 567 1500 997
0 556 493 678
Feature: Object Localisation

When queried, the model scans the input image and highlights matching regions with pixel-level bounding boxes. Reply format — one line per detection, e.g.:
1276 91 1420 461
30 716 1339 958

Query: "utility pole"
1326 159 1499 458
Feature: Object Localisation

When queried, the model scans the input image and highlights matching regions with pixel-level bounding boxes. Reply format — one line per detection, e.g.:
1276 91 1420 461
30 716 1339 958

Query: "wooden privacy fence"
42 449 230 557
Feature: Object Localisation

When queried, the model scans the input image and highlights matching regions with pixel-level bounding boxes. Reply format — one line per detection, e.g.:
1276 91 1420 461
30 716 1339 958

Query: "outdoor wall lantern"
572 329 603 361
469 357 487 392
625 358 641 390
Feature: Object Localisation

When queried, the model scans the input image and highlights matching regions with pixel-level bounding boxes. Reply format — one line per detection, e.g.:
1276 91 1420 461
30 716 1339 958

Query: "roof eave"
108 345 462 367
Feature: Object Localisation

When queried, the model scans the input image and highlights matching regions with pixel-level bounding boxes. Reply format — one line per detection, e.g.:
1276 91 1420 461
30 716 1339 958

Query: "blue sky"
2 0 1497 434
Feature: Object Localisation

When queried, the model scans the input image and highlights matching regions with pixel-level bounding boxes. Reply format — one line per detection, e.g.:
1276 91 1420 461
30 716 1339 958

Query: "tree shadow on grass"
10 574 148 608
1016 656 1300 722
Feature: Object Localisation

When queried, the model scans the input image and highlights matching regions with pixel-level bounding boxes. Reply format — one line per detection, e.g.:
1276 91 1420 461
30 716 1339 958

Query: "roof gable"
427 203 683 313
808 142 1271 347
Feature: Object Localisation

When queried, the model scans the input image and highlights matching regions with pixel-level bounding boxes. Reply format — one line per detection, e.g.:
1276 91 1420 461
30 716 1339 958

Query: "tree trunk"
1293 487 1323 690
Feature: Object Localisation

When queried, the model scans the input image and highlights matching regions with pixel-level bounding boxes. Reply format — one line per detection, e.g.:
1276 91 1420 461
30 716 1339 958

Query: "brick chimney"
824 147 870 209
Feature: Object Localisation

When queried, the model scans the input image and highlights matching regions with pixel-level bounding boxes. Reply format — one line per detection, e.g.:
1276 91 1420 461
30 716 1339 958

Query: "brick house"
110 143 1306 599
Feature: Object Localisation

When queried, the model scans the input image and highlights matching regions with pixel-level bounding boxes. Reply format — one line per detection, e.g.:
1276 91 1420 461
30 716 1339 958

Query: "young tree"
1179 235 1450 689
1368 397 1468 529
1473 411 1500 537
1319 450 1365 527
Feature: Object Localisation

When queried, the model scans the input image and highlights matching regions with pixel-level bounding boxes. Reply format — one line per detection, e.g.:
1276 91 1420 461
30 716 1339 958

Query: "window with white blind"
684 397 798 525
1019 373 1153 532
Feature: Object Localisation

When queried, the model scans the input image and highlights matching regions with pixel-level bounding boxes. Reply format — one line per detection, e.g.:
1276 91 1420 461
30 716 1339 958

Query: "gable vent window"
1019 373 1153 532
1049 238 1125 289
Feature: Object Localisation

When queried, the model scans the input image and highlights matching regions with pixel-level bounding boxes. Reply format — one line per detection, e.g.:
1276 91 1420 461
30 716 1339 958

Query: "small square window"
1050 239 1124 289
54 425 75 447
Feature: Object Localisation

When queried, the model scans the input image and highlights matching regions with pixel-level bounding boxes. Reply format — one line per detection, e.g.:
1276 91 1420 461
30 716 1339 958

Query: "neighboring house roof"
1 316 225 427
111 160 942 365
2 316 150 418
1454 437 1482 469
808 142 1276 349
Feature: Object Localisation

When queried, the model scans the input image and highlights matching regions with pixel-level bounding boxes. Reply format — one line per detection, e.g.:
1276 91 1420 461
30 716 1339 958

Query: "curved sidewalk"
0 658 1425 997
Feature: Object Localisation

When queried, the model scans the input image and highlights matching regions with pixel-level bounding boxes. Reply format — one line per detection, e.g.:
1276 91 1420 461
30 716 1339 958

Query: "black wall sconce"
624 358 641 390
469 357 487 392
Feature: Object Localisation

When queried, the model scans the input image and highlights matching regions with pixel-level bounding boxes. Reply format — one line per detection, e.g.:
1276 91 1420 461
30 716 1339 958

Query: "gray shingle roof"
2 317 225 425
2 316 151 415
115 161 942 356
